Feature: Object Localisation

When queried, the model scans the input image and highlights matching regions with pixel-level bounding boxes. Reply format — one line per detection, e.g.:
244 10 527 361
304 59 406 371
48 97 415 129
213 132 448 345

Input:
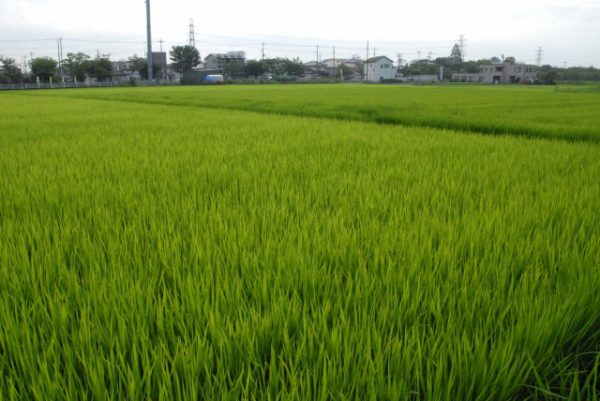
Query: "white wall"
364 58 395 82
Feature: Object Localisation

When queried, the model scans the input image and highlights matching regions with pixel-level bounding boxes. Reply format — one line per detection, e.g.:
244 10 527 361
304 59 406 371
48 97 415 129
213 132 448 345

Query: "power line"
7 33 600 67
0 38 56 42
62 38 146 44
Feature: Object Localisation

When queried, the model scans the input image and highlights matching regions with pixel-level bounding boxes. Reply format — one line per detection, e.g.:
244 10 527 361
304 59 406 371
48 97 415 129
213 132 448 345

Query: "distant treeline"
536 65 600 83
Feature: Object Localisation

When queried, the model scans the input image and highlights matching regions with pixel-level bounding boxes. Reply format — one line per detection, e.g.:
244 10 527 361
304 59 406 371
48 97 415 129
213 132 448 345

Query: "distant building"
302 61 328 78
321 57 363 69
402 75 439 83
364 56 395 82
452 72 479 83
204 51 246 71
318 57 363 80
110 60 140 82
453 59 537 84
152 52 168 78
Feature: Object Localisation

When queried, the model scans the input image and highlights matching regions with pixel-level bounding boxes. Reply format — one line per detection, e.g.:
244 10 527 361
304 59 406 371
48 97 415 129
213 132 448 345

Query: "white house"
364 56 395 82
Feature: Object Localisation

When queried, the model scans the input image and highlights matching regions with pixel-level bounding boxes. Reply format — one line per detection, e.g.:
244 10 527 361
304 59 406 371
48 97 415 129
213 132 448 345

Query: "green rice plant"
0 89 599 400
18 84 600 142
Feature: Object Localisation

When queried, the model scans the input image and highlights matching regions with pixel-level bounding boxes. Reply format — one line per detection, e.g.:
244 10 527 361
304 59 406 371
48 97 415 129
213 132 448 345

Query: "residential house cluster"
95 47 539 85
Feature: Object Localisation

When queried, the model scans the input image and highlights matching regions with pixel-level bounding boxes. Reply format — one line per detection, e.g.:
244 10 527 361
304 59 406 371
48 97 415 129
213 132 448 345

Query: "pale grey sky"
1 0 599 68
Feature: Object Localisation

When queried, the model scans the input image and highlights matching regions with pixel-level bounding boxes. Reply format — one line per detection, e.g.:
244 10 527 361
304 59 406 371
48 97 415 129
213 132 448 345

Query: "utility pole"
189 19 196 48
261 42 265 60
316 44 319 76
57 38 62 79
417 50 421 60
159 38 165 79
536 46 543 66
145 0 153 81
332 46 336 79
427 51 432 60
61 38 65 84
397 53 403 76
58 38 65 84
373 48 376 57
366 41 369 61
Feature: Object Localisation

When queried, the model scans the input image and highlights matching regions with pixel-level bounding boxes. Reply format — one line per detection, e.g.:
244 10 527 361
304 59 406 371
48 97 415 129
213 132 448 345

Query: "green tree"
0 57 23 83
63 52 91 81
406 59 437 75
222 60 245 78
339 63 353 80
246 60 265 79
170 45 200 74
449 43 462 65
260 58 304 78
129 55 147 78
557 66 600 81
284 58 304 76
89 56 113 81
31 57 57 82
538 65 558 84
245 60 264 79
128 55 160 80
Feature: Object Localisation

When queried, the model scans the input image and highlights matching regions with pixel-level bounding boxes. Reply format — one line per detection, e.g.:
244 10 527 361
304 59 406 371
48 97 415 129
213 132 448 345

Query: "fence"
0 80 170 90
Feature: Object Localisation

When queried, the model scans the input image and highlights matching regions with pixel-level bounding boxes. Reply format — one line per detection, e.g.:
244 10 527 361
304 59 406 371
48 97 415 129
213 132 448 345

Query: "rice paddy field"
1 84 599 400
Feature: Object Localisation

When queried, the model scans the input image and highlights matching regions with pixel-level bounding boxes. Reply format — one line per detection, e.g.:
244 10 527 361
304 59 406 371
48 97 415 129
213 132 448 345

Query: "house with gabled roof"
364 56 395 82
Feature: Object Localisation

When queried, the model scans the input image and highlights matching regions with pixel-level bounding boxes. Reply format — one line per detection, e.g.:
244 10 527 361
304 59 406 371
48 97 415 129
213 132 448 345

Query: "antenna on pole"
145 0 153 81
189 19 196 48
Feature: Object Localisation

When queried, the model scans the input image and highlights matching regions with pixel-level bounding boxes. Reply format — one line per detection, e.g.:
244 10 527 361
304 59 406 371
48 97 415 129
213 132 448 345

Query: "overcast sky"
1 0 599 68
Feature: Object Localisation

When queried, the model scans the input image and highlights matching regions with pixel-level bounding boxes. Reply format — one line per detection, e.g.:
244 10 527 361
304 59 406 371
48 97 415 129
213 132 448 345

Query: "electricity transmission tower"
145 0 153 81
535 47 543 66
189 19 196 48
458 34 466 61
